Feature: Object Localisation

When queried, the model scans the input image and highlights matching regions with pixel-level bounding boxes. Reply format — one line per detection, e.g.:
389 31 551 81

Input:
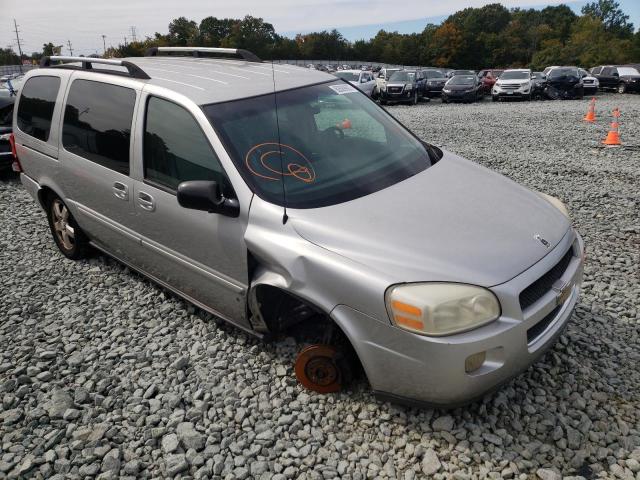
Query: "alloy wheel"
51 198 75 251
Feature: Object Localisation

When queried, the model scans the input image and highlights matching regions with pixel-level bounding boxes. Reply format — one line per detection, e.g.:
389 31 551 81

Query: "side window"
17 76 60 142
62 80 135 175
602 67 613 75
144 96 230 194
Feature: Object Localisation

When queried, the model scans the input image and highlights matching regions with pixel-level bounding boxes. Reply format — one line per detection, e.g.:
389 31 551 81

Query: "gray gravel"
1 93 639 479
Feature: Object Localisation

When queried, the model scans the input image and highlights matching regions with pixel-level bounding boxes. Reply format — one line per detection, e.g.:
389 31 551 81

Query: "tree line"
2 0 639 70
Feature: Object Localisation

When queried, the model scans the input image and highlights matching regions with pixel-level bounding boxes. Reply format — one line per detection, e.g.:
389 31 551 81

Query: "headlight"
386 283 501 336
538 192 570 218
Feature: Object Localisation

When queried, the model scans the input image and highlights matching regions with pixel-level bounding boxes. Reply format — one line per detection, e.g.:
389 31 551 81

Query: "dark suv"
592 65 640 93
0 97 15 175
421 69 448 98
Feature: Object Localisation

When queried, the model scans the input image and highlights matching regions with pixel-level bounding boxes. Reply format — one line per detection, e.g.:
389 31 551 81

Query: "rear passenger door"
58 75 144 262
129 91 250 327
599 67 617 89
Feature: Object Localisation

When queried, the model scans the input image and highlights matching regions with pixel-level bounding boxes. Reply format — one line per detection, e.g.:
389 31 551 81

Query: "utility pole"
13 19 24 73
124 36 128 47
130 26 137 43
67 40 74 56
101 35 107 55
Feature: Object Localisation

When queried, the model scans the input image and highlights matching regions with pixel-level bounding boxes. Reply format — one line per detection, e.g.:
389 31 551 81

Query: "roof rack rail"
145 47 262 63
40 56 151 80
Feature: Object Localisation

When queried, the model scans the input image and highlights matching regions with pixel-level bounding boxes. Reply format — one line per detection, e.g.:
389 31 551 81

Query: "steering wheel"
322 125 345 140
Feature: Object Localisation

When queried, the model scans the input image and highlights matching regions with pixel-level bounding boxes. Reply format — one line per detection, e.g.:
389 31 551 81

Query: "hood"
547 76 580 87
289 152 570 287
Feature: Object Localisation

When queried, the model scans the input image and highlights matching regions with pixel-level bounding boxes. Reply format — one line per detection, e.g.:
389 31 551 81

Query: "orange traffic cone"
583 97 596 123
602 108 622 146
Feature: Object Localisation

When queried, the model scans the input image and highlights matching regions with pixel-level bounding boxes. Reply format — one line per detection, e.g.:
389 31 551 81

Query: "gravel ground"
1 93 639 480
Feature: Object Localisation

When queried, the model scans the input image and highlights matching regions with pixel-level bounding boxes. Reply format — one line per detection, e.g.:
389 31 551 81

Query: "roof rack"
40 56 151 80
145 47 262 63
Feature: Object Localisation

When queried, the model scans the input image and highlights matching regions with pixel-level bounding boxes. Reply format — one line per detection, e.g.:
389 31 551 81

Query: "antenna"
67 40 74 56
13 19 24 73
270 60 288 224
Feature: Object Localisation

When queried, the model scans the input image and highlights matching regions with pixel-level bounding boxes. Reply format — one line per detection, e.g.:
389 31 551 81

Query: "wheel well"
37 186 56 210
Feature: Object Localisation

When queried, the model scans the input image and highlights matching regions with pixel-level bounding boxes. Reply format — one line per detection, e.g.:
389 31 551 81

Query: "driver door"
130 92 250 327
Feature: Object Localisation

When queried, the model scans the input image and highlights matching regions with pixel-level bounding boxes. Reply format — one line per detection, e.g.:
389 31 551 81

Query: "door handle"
113 182 128 200
138 191 155 212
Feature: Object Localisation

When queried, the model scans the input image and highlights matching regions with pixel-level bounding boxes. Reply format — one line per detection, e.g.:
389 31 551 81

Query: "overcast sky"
2 0 639 56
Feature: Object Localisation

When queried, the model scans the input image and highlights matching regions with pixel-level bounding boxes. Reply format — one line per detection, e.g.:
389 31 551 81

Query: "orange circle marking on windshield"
245 142 316 183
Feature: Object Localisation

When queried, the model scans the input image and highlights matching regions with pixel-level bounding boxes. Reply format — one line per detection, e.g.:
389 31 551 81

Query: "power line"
13 19 24 72
67 39 73 56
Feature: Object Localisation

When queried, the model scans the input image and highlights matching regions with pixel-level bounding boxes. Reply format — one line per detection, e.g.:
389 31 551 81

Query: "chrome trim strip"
140 238 246 295
72 202 140 243
88 241 258 338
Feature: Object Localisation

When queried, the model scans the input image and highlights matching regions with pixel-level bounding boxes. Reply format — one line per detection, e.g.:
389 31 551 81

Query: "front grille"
501 84 520 90
583 79 594 84
388 87 402 93
527 305 561 343
519 247 574 311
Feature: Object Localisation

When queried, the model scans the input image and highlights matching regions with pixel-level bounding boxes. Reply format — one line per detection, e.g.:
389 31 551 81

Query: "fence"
0 65 38 76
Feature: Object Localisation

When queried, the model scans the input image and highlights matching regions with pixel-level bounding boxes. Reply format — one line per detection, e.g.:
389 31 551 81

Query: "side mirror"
177 180 239 217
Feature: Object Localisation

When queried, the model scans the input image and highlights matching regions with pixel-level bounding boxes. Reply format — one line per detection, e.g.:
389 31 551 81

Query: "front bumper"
442 90 476 101
380 89 413 102
492 86 531 98
333 229 584 407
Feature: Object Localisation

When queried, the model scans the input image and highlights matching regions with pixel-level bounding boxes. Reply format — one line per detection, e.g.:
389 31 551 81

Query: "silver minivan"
13 48 584 407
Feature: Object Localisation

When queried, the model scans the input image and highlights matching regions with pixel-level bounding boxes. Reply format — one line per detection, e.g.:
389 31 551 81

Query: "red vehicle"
478 69 504 93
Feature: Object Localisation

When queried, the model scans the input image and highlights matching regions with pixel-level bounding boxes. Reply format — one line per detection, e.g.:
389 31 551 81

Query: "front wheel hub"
295 345 342 394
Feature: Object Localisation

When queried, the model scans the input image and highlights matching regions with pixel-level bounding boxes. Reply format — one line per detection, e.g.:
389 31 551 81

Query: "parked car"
374 67 401 97
492 69 533 101
544 67 584 100
379 70 421 104
531 72 547 100
421 69 448 98
592 65 640 93
447 69 476 78
578 68 599 95
14 49 584 407
334 70 376 97
0 97 15 175
478 69 504 94
442 74 483 103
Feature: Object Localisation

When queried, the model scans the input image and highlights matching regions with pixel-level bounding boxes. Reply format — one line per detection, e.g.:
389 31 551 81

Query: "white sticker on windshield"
329 84 357 94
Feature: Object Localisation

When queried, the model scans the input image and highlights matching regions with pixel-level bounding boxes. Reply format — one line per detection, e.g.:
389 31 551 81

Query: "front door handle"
113 182 128 200
138 191 155 212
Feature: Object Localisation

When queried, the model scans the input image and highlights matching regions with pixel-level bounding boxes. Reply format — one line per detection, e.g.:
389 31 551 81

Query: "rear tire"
618 83 627 94
46 193 90 260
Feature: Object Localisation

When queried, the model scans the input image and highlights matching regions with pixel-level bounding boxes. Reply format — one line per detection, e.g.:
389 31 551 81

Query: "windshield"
549 68 579 78
618 67 640 76
384 69 400 79
334 72 359 82
449 75 475 85
423 70 445 79
452 70 474 76
500 71 530 80
389 71 414 82
203 82 431 208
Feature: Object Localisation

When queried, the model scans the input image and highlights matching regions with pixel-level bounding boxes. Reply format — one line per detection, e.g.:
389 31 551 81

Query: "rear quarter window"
62 79 135 175
17 76 61 142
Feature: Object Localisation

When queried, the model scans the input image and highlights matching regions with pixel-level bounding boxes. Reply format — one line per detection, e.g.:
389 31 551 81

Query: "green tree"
199 17 238 47
582 0 633 37
168 17 199 45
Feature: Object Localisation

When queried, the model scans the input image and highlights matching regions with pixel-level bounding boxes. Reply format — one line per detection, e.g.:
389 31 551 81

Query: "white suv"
492 69 533 101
